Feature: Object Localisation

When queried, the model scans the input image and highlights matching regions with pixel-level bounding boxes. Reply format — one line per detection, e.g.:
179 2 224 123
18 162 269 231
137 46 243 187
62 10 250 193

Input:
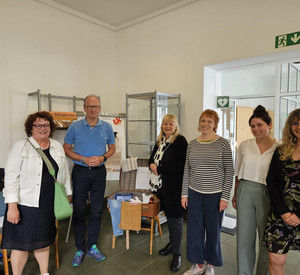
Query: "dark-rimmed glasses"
33 124 50 129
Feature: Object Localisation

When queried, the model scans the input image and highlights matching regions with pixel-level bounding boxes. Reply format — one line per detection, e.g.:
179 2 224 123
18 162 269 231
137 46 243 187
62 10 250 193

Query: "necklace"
40 141 50 150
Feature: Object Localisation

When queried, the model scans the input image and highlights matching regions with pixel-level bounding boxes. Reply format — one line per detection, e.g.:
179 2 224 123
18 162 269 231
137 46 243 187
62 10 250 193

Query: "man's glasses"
33 124 50 129
85 105 101 110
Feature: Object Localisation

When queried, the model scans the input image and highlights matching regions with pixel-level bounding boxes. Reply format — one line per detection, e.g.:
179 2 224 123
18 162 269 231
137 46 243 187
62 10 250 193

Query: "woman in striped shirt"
181 109 234 275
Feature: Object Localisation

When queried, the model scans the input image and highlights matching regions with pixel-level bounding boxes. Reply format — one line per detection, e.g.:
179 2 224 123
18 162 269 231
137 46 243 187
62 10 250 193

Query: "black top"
149 135 188 218
266 148 300 218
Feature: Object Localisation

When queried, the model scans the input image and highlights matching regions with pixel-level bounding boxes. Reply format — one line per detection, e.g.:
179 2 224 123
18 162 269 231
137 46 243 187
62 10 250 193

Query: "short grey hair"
84 94 101 106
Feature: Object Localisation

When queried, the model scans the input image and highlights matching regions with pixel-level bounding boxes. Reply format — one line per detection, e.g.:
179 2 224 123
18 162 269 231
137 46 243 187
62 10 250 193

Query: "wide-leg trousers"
236 179 270 275
186 189 224 266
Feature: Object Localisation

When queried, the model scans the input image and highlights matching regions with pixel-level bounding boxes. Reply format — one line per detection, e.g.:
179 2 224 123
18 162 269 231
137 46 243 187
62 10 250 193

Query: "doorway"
204 49 300 147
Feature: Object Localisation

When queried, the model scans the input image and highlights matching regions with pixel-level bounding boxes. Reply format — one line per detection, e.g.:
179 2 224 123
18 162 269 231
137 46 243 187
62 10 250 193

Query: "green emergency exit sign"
275 31 300 48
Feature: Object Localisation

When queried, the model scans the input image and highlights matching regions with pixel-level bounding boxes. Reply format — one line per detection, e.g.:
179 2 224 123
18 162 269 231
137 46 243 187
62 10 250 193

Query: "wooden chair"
109 159 162 255
54 220 59 269
0 220 59 274
0 232 10 275
111 204 162 255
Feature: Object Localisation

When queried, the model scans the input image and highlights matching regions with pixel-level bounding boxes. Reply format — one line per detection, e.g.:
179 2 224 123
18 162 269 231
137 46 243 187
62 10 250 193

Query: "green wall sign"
217 96 230 109
275 31 300 48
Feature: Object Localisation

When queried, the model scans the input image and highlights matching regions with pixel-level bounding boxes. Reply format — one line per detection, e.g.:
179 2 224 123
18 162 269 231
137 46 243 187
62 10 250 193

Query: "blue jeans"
187 189 224 266
72 164 106 251
108 198 123 236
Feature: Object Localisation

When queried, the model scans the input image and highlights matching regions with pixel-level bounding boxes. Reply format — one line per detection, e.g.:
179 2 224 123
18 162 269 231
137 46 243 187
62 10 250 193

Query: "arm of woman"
290 213 300 226
266 149 290 216
7 202 20 224
3 142 24 204
56 141 72 197
219 200 228 213
232 142 243 209
221 139 234 202
4 141 25 223
231 177 239 209
156 136 188 175
181 197 188 210
281 213 300 226
61 156 72 198
181 142 191 205
149 144 159 175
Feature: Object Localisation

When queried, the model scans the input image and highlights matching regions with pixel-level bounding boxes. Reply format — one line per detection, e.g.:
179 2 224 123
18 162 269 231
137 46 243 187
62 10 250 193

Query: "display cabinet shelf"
126 90 181 158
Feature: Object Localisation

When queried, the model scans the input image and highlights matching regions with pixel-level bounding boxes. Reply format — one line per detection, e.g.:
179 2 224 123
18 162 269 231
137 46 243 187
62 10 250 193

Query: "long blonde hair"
157 114 180 146
279 109 300 161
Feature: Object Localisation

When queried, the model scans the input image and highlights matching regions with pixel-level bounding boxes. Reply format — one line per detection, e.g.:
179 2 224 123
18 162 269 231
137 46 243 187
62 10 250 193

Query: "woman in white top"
232 105 278 275
1 111 72 275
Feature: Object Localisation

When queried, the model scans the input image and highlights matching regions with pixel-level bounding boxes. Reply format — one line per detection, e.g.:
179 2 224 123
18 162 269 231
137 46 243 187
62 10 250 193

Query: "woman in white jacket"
1 111 72 275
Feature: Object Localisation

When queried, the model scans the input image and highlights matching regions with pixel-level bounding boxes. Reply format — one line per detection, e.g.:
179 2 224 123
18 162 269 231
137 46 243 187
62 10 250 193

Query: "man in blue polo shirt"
63 95 115 267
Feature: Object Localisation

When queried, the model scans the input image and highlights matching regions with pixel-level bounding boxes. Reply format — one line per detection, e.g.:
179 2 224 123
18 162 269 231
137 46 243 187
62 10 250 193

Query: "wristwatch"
102 155 107 161
80 157 85 164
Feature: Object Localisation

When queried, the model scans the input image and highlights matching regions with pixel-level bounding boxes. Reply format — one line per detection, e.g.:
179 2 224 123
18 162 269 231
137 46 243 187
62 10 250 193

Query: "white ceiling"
37 0 198 30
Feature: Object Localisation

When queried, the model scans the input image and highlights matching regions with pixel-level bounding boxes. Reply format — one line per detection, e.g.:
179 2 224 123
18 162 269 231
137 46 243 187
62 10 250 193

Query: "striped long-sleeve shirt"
181 136 234 201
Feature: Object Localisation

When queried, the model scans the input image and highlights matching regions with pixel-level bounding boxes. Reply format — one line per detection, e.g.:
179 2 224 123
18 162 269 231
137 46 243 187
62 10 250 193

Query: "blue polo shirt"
64 118 115 167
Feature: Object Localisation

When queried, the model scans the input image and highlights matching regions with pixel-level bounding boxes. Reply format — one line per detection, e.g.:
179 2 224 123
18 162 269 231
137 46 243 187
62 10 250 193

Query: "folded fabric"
116 193 133 201
119 202 142 231
130 196 142 203
108 198 124 237
142 193 151 203
149 172 161 192
121 158 138 172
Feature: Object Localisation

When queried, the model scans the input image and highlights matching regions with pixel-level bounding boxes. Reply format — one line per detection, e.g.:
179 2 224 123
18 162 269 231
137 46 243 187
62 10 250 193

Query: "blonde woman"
149 114 187 272
262 109 300 275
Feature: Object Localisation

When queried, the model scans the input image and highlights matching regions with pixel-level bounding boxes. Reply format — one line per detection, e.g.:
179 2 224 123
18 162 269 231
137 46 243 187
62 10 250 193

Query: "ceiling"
37 0 198 31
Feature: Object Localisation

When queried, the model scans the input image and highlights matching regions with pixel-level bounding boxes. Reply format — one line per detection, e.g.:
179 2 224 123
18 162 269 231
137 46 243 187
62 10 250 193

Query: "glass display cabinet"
126 90 181 158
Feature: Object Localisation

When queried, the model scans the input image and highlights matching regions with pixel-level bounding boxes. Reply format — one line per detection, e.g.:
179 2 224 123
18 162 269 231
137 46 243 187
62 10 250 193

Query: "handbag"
27 138 73 221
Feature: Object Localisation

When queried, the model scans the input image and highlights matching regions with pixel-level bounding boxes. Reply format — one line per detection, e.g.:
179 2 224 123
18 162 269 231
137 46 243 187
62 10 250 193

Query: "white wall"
116 0 300 142
0 0 116 166
221 70 277 96
1 0 300 167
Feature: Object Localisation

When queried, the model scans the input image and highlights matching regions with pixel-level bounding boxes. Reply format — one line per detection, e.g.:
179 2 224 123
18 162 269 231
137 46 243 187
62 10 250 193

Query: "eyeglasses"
292 121 300 127
33 124 50 129
85 105 101 110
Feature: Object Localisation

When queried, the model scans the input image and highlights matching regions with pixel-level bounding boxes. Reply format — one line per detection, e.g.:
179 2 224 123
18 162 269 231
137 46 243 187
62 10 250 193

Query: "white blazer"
3 136 72 207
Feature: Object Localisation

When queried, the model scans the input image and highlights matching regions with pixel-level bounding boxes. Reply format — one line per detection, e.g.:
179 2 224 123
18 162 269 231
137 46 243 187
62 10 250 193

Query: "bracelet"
102 155 107 161
80 156 85 164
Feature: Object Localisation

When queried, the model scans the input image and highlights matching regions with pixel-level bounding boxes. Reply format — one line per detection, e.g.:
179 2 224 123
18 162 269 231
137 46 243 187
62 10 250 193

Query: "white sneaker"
204 264 214 275
183 264 206 275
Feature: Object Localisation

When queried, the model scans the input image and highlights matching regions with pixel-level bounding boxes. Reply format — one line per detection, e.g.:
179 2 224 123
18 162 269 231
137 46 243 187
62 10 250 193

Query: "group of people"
1 97 300 275
150 106 300 275
1 95 115 275
150 110 233 275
